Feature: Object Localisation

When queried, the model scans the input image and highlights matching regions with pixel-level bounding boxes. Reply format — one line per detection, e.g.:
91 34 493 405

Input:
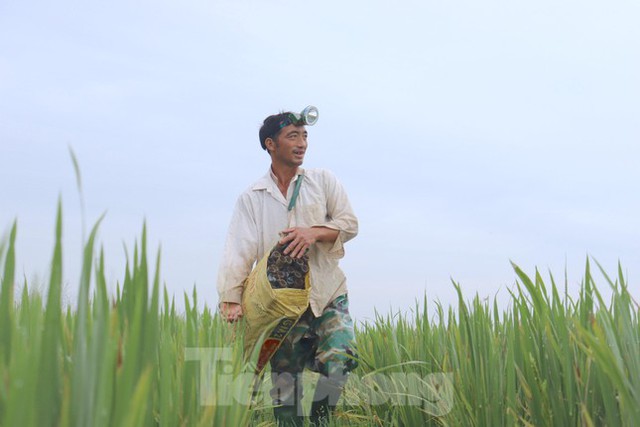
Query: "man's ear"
265 137 276 154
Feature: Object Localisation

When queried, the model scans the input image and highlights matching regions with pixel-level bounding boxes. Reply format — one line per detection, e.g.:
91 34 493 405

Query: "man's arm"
279 226 339 258
216 193 258 322
280 170 357 259
314 170 358 257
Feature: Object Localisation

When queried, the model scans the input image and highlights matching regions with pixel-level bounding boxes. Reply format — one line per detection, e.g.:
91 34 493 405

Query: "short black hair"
259 111 296 150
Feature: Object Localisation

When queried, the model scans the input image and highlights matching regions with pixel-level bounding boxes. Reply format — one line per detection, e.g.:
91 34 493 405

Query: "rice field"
1 205 639 426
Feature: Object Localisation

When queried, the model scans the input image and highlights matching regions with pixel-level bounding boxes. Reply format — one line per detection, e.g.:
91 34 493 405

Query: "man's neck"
271 164 299 197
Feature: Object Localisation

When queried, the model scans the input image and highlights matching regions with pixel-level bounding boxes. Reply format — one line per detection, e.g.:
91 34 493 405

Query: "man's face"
267 124 308 167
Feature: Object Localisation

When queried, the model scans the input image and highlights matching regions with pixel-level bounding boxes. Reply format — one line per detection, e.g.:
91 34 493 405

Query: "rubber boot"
273 405 303 427
309 396 332 426
309 375 342 426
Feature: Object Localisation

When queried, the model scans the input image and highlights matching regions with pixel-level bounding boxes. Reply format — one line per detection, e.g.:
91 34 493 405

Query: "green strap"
287 174 304 211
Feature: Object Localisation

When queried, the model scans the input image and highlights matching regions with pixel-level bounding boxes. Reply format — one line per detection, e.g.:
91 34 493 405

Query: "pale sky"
1 0 639 322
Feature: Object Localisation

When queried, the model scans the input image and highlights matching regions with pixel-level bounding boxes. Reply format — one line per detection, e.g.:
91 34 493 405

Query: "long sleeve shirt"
216 167 358 317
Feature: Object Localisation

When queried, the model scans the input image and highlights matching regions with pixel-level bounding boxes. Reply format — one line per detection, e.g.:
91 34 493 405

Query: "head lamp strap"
279 113 303 129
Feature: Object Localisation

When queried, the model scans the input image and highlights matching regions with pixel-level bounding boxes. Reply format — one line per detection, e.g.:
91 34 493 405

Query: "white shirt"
216 167 358 316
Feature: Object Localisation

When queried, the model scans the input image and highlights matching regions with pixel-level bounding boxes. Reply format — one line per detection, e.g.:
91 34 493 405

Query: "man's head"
259 111 303 151
259 112 308 167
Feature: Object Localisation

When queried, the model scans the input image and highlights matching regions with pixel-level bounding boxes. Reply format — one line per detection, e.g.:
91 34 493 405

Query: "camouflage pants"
269 294 358 415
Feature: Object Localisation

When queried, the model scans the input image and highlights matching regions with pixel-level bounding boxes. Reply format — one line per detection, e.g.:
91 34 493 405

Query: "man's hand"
220 302 243 323
279 226 339 258
279 227 318 258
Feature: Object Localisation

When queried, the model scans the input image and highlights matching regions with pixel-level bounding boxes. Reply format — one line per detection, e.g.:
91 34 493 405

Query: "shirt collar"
252 167 305 191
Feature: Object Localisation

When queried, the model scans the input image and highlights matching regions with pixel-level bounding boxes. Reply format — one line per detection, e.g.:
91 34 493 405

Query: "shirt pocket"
296 203 326 227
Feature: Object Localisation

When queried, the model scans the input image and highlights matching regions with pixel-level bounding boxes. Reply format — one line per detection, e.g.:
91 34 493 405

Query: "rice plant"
0 206 252 427
0 208 638 426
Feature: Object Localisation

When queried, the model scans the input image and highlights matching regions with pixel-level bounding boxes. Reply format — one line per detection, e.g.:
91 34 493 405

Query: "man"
217 108 358 426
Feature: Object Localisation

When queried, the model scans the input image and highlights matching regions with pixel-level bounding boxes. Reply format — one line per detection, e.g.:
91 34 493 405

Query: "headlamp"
279 105 319 128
